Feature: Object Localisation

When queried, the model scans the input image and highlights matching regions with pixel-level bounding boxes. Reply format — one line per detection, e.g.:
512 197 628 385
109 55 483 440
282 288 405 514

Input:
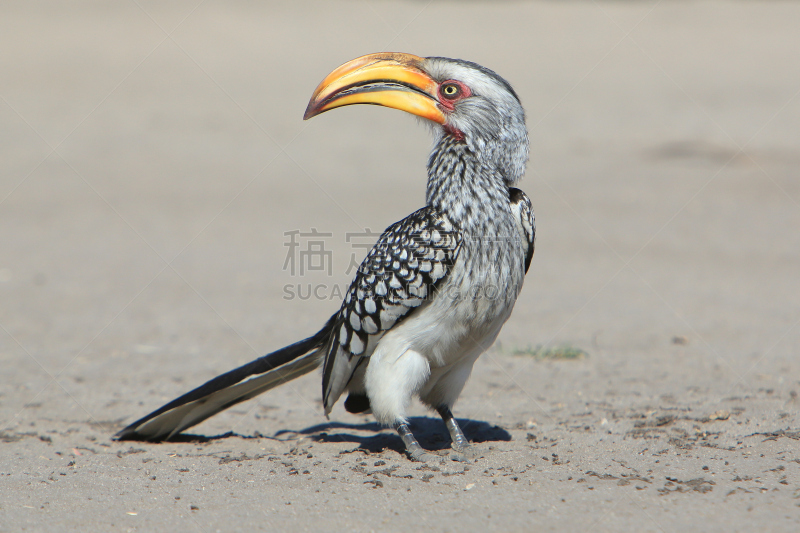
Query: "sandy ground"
1 1 800 531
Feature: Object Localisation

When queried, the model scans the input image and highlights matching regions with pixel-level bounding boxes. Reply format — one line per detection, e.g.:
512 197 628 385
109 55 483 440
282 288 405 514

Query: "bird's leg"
437 406 469 449
395 422 441 463
437 406 482 460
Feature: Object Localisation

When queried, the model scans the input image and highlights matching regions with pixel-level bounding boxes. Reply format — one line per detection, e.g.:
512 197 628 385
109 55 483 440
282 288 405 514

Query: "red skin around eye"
437 80 472 111
437 80 471 141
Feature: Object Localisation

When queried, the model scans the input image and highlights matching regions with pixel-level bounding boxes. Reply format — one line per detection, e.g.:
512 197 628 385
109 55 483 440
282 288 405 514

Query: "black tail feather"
114 314 337 441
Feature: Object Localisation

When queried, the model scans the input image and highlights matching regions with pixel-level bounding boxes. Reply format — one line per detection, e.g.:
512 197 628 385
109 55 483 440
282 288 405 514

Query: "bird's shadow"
278 416 511 455
170 417 510 455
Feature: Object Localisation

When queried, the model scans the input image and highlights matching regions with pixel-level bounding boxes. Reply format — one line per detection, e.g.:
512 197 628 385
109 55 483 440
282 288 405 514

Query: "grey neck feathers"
426 135 511 230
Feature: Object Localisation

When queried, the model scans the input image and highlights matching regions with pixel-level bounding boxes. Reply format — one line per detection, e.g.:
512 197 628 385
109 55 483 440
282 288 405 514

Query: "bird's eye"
441 83 461 100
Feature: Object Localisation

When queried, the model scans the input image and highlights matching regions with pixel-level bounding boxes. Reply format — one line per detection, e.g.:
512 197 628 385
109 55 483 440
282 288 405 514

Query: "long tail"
114 315 337 441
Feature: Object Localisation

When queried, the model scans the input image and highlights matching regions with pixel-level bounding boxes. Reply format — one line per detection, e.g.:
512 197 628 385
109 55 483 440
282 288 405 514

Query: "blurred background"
1 1 798 426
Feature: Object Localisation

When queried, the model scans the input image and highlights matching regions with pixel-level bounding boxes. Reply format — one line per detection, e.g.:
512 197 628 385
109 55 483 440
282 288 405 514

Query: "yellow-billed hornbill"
115 53 535 462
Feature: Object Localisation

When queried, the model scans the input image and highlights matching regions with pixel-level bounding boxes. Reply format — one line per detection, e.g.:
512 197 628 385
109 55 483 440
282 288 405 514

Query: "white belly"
362 245 524 425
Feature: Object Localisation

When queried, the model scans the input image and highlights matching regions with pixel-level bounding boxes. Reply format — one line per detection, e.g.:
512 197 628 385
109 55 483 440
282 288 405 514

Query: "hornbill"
115 53 535 462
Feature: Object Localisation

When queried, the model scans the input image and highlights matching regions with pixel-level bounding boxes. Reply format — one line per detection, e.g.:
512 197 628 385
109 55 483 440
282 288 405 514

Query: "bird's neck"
426 135 510 230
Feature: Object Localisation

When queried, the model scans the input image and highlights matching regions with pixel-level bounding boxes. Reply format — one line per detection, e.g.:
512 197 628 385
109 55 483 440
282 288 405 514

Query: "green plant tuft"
509 344 588 360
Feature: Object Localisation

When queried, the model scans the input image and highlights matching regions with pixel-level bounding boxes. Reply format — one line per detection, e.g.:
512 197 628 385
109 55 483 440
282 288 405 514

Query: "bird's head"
304 53 529 184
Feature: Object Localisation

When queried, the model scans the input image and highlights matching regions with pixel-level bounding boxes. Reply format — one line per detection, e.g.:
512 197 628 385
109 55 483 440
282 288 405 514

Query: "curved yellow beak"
303 52 445 124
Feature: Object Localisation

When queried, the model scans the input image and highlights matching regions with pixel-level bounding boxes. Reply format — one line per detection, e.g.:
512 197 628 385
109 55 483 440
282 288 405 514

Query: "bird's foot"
408 447 445 463
449 443 483 462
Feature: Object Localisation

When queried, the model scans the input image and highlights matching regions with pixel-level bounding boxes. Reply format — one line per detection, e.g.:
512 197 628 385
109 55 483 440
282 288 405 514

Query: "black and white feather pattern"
509 187 535 273
321 206 462 412
112 55 537 445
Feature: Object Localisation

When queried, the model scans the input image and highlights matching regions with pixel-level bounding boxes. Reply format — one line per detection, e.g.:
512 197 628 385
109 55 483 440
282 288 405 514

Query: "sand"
1 1 799 531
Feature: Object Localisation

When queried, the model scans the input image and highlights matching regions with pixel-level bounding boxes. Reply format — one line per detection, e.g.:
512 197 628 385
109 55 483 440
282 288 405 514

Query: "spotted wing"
321 206 462 413
509 187 535 274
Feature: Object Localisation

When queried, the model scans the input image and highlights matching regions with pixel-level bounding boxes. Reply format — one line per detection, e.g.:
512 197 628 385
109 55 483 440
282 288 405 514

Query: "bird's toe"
450 444 484 462
408 449 446 463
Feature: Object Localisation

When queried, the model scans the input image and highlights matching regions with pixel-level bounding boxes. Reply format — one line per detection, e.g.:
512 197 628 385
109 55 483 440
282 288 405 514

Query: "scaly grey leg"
437 406 482 460
395 422 440 463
